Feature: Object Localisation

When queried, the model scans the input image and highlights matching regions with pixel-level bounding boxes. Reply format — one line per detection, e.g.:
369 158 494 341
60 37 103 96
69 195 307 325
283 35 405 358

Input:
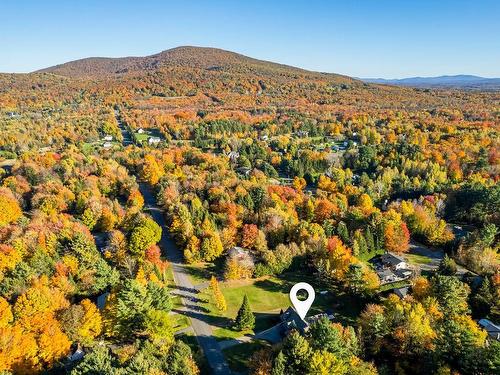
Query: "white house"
228 151 240 163
103 135 113 141
381 253 408 270
148 137 161 145
103 142 113 149
137 128 145 134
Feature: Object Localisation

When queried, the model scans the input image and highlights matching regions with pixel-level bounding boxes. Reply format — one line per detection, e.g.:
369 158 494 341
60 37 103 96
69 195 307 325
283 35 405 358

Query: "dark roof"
393 286 410 298
381 253 406 266
280 307 308 332
376 269 395 278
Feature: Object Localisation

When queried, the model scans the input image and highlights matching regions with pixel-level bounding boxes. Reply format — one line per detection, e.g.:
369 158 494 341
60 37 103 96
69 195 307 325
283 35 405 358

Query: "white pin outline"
289 282 315 320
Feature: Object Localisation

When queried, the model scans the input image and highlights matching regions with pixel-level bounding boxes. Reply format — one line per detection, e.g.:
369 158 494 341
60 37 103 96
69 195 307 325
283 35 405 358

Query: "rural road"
116 114 231 374
139 183 231 375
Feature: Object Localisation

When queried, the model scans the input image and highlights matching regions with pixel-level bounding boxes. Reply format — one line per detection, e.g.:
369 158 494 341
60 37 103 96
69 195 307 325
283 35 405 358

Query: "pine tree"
365 227 375 253
234 295 255 330
271 351 286 375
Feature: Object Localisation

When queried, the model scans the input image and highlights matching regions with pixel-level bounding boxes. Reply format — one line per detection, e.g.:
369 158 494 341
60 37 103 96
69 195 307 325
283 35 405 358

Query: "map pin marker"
289 282 315 320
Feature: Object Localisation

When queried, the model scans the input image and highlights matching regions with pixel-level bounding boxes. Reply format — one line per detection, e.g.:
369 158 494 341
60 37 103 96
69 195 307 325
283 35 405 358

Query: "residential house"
137 128 145 134
374 253 412 284
148 137 161 145
478 319 500 341
280 307 309 334
296 130 309 138
279 307 334 336
103 142 113 149
392 286 410 299
236 167 251 177
227 246 255 271
228 151 240 163
103 135 113 141
380 253 408 270
377 269 397 284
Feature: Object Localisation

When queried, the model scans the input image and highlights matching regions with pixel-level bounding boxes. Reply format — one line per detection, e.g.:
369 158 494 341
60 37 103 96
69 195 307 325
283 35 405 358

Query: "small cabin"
103 135 113 141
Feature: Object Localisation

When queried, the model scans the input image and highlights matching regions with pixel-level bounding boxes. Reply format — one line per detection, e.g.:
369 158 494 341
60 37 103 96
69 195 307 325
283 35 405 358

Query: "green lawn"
379 280 411 293
199 269 359 340
81 142 100 153
222 340 271 372
404 253 433 265
171 313 190 332
357 249 385 262
185 263 217 286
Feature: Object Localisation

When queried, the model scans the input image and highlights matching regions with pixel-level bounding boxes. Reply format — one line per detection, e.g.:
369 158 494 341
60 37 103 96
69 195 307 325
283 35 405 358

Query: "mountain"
24 46 496 112
361 75 500 90
36 46 353 82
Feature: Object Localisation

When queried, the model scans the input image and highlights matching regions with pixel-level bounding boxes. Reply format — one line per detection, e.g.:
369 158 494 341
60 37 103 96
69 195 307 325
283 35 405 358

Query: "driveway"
408 240 469 275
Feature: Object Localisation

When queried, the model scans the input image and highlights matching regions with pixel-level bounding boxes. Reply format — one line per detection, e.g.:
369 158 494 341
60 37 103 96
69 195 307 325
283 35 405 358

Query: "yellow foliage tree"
0 188 22 226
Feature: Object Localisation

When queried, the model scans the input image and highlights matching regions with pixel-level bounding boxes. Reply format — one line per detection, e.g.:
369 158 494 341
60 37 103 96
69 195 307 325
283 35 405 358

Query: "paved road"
408 240 469 275
138 183 231 375
116 114 231 374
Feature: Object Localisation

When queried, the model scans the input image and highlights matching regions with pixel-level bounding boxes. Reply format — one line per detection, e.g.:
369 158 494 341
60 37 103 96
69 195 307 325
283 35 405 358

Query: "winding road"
116 113 231 375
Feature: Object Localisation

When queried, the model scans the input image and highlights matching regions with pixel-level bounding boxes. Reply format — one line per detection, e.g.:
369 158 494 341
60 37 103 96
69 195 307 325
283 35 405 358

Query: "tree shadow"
174 308 234 328
168 284 199 294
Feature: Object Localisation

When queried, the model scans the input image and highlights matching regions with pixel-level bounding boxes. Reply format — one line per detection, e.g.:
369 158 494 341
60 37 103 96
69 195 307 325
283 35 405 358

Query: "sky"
1 0 499 78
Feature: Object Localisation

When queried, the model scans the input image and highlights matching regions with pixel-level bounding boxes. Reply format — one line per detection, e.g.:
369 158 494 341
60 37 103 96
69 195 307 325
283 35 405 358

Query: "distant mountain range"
361 75 500 90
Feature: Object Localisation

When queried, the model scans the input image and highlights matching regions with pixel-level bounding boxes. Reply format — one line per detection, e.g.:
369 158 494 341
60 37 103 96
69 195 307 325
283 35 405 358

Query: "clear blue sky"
1 0 499 77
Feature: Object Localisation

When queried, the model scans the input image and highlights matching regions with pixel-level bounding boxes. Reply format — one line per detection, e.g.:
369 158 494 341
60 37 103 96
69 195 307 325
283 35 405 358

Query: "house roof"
376 269 395 278
479 319 500 333
281 306 308 332
478 319 500 341
393 286 409 298
381 252 406 266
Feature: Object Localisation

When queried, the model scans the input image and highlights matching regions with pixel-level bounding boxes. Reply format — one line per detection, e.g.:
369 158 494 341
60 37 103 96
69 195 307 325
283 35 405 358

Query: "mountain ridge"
36 46 353 83
361 74 500 90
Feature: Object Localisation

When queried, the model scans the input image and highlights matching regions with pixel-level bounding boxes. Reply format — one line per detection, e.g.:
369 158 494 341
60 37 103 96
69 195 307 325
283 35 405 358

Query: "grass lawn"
171 313 190 332
135 132 150 142
185 263 216 286
358 249 385 262
404 253 433 265
81 142 100 153
379 280 411 293
201 269 361 340
223 340 271 372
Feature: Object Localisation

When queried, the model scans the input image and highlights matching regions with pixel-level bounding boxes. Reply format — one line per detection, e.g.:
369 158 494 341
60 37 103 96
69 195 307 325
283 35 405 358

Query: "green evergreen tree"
234 295 255 330
336 221 349 244
309 316 347 358
281 330 311 374
271 351 286 375
438 255 458 275
365 227 375 253
72 346 116 375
